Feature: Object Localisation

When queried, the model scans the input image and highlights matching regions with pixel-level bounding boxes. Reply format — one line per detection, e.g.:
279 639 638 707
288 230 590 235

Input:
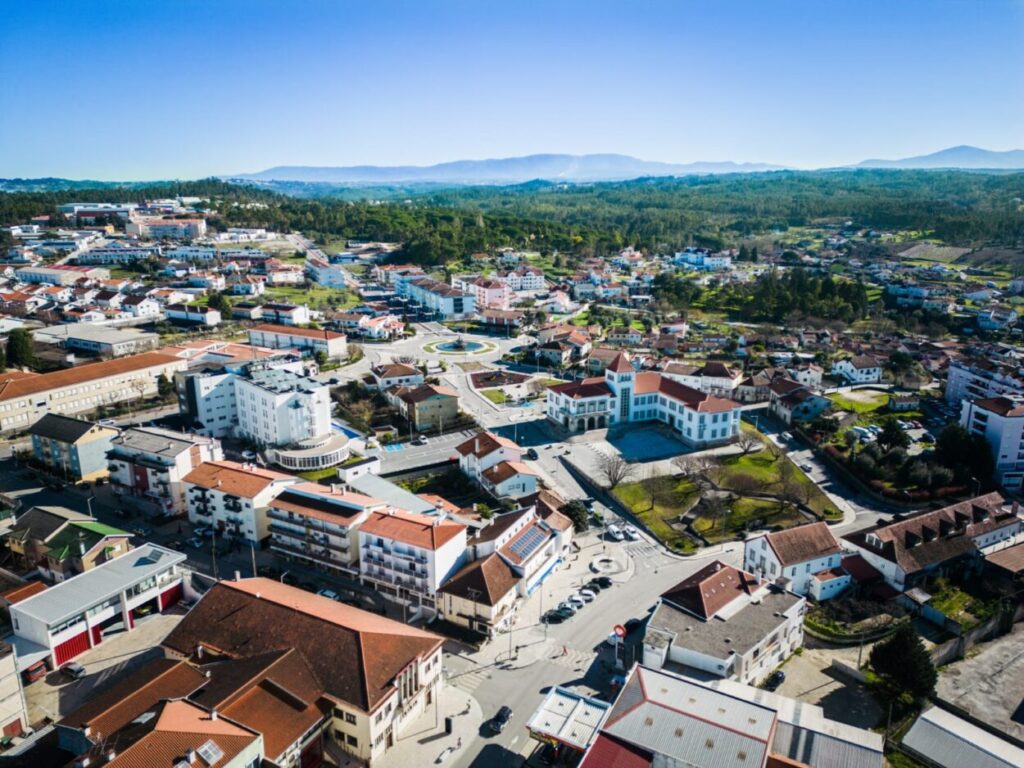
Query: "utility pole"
250 543 257 577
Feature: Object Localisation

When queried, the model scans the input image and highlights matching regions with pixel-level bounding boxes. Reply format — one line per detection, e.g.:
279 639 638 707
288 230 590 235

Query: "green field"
612 477 699 553
693 498 805 543
827 391 889 414
715 448 839 520
481 389 507 404
263 284 360 310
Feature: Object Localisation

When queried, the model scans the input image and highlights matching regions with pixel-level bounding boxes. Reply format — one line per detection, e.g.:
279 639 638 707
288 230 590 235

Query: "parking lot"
23 612 183 725
602 426 693 463
773 645 882 729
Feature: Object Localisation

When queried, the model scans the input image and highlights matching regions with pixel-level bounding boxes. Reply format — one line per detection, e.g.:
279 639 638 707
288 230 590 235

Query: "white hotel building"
546 351 742 446
960 395 1024 491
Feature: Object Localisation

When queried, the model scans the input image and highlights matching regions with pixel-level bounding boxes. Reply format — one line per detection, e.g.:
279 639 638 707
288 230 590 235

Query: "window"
345 712 357 725
346 735 358 747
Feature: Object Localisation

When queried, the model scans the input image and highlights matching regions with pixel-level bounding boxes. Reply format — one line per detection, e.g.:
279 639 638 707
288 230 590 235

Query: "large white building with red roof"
545 351 742 445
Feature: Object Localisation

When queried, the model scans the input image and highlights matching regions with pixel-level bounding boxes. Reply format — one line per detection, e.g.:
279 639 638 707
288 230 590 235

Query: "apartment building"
946 357 1024 405
184 460 297 545
259 302 312 326
358 509 467 616
0 352 188 434
546 351 742 446
658 360 743 397
166 303 222 326
961 396 1024 490
642 561 805 686
163 578 445 766
76 244 164 264
108 426 223 516
495 264 545 291
743 522 846 598
831 355 883 384
398 277 476 319
58 202 138 220
457 431 523 481
248 322 348 359
268 483 385 574
126 217 207 239
28 414 119 482
385 383 460 431
10 544 187 668
235 366 332 446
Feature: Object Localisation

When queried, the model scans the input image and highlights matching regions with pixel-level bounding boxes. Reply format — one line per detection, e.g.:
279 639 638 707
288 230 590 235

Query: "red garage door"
53 630 90 666
91 625 103 647
158 583 183 611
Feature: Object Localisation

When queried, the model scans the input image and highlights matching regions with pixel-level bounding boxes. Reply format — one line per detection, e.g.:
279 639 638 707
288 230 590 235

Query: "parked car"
542 610 567 625
920 433 935 443
193 526 212 538
491 705 513 733
623 525 639 540
583 580 604 592
97 419 117 426
186 536 204 549
781 432 793 441
578 589 597 602
606 525 625 542
764 670 785 691
412 435 429 446
556 601 577 615
22 661 47 684
241 450 257 460
800 463 814 473
131 526 152 538
567 594 586 609
525 448 539 460
316 588 340 601
60 661 86 681
592 576 613 589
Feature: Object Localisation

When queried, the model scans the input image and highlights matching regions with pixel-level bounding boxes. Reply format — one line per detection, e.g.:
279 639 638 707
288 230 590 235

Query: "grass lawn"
613 477 699 553
827 391 890 413
481 389 507 405
694 498 805 543
298 467 340 482
928 582 998 628
715 448 839 519
264 284 360 310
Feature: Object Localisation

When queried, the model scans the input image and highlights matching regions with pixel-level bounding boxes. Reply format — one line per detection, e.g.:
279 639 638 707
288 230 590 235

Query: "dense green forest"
2 171 1023 265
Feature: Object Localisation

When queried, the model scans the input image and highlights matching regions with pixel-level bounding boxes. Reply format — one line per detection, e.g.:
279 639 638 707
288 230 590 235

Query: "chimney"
233 570 241 581
474 437 480 454
210 710 218 721
185 748 197 764
196 644 204 659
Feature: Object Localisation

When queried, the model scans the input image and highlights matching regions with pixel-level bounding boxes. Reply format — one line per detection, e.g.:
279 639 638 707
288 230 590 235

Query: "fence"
928 601 1024 666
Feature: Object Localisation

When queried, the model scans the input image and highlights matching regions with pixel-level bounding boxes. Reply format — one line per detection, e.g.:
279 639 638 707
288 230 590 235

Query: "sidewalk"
379 684 483 768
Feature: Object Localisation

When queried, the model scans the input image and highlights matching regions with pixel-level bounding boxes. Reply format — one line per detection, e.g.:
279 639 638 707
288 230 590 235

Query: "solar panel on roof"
509 526 546 560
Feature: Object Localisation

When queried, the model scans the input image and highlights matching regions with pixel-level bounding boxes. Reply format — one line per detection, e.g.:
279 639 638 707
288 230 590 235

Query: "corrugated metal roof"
902 706 1024 768
12 544 185 626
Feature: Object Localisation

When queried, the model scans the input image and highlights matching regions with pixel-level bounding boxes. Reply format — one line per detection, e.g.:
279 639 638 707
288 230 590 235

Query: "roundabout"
422 336 499 356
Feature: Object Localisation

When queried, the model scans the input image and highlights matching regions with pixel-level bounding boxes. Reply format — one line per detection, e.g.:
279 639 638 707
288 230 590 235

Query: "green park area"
612 476 699 553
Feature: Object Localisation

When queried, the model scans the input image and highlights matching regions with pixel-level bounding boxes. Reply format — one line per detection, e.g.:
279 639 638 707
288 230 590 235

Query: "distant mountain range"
230 153 786 184
855 145 1024 170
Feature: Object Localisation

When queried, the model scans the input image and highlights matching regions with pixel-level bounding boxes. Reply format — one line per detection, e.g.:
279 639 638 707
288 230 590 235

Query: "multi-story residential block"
14 264 111 285
58 202 138 220
331 311 405 339
248 322 348 359
234 366 331 445
457 431 523 480
163 578 445 766
10 543 187 667
469 277 511 310
398 277 476 318
673 247 732 270
495 264 545 291
743 522 846 599
945 357 1024 404
437 553 521 637
183 460 297 545
546 351 742 445
358 509 467 616
108 426 223 517
28 414 119 482
0 352 188 434
642 561 805 686
164 245 218 261
961 395 1024 490
831 355 882 384
126 216 207 239
76 244 164 264
385 383 460 431
842 493 1022 591
268 483 384 574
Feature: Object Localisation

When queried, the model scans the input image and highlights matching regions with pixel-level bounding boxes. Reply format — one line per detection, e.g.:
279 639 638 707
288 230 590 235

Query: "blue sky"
1 0 1022 179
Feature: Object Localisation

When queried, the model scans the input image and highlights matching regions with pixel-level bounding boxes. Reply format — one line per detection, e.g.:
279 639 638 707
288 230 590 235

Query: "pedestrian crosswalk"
547 646 596 673
626 541 661 558
448 667 492 693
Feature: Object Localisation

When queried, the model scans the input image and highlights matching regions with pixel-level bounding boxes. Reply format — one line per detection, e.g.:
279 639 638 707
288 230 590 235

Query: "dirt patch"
470 370 530 389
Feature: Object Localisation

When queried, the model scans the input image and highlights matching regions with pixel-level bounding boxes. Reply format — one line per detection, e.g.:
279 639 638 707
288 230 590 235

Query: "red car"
22 661 47 684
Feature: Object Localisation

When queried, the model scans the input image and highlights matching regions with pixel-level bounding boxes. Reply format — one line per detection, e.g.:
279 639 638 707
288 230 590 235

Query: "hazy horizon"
2 0 1023 180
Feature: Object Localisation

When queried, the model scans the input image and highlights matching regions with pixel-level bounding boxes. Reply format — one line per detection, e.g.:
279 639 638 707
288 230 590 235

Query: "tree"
5 328 36 369
702 494 731 532
869 622 937 700
207 291 232 315
314 350 328 368
935 424 995 485
156 373 174 398
877 418 911 451
595 453 634 489
735 432 762 455
561 500 590 533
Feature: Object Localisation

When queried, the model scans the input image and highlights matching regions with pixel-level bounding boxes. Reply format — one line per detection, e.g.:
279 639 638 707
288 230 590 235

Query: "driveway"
773 646 882 729
24 612 183 726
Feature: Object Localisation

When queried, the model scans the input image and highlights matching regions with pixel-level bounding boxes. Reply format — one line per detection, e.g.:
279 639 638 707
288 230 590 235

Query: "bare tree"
595 453 634 490
728 472 761 497
673 453 720 483
703 494 731 533
736 431 762 456
777 461 804 507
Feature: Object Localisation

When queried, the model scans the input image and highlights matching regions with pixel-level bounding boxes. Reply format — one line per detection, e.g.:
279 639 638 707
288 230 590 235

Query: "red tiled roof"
0 352 182 403
455 431 519 458
0 581 47 604
183 461 293 499
972 396 1024 417
360 509 465 550
660 561 760 620
252 323 345 340
763 522 841 567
